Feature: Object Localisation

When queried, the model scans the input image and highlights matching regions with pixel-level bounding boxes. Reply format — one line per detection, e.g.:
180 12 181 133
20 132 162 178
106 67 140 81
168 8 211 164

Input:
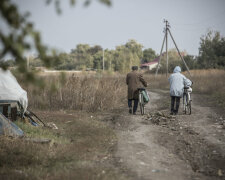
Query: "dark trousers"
128 99 138 113
171 96 180 113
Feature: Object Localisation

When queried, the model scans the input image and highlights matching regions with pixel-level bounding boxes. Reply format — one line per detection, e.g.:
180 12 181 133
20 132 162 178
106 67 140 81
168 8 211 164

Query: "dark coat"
126 71 147 99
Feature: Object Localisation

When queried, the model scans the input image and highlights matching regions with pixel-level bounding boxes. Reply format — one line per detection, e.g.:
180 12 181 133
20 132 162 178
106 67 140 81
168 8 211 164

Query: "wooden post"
168 29 191 77
102 49 104 72
166 20 169 77
155 32 166 76
155 20 191 77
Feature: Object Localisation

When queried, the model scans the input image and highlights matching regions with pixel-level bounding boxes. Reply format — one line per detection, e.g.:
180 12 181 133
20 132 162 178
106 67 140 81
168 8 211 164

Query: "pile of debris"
145 111 176 126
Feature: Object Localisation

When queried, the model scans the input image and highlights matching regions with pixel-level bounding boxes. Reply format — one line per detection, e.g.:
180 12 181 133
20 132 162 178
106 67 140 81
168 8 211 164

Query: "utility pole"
165 20 169 77
155 31 166 76
168 29 191 76
27 55 30 70
155 20 191 77
102 49 104 72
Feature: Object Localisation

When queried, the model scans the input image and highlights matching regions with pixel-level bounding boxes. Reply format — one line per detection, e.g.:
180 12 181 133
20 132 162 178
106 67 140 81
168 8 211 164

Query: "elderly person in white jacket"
169 66 192 115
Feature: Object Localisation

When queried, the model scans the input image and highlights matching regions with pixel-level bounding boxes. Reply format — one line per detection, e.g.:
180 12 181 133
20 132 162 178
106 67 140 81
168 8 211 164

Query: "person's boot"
129 108 132 114
170 109 174 115
175 105 179 115
174 110 178 115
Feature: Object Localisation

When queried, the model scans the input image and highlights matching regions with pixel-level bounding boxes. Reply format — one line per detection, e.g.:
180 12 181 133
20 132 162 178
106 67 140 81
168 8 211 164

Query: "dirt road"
114 91 225 180
2 90 224 180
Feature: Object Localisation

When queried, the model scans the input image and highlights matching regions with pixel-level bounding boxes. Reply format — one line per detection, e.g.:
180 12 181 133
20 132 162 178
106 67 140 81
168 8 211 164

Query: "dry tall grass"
144 74 169 90
22 69 225 111
188 69 225 108
145 69 225 108
186 69 225 94
25 74 127 111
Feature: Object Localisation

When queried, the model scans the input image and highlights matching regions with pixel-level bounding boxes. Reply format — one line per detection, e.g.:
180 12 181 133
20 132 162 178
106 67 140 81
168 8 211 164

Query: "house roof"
141 52 165 67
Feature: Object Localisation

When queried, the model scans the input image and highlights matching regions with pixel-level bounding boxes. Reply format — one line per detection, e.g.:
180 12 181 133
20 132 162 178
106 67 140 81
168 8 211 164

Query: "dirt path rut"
114 91 225 180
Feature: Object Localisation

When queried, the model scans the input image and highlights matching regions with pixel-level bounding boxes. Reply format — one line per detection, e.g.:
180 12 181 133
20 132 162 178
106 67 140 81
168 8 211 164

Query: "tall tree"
198 30 225 69
70 44 94 70
142 48 157 63
125 39 143 59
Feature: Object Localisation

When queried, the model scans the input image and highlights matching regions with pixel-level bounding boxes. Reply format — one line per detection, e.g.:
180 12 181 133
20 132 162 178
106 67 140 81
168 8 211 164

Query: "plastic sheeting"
0 68 28 112
0 113 24 137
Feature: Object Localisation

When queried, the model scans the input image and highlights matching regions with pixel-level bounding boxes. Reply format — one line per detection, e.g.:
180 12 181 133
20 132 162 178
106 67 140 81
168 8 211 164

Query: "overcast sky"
10 0 225 55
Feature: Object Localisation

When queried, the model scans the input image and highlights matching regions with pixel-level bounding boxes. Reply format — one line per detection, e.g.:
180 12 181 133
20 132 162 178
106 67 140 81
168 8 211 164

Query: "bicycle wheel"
184 94 188 114
140 103 145 115
141 102 145 115
188 100 191 115
183 94 185 113
139 93 145 115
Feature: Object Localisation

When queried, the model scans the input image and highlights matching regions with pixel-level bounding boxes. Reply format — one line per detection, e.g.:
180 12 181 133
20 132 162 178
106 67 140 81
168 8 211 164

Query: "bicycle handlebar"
138 88 146 91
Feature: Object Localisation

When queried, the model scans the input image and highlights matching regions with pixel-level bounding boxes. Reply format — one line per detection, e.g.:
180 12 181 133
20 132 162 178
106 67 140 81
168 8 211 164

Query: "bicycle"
138 88 146 115
183 87 192 115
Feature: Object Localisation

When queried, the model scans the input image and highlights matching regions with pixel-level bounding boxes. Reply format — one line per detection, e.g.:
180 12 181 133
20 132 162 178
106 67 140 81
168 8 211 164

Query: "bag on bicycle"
142 90 150 103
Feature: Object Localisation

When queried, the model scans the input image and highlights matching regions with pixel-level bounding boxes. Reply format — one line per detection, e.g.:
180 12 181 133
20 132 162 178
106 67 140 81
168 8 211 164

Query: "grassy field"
0 111 130 180
25 73 126 112
1 69 224 179
145 69 225 108
16 69 225 111
0 72 130 179
189 69 225 108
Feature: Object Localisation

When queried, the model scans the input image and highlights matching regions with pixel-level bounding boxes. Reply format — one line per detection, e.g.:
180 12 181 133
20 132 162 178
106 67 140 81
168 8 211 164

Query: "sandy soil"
113 91 225 180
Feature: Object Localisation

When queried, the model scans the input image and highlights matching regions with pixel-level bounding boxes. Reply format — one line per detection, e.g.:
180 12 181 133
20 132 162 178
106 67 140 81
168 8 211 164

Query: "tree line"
161 30 225 73
25 39 156 73
4 30 225 73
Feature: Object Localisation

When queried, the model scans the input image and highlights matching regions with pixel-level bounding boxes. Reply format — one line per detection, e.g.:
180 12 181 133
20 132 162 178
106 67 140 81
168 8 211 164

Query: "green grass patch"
15 121 69 144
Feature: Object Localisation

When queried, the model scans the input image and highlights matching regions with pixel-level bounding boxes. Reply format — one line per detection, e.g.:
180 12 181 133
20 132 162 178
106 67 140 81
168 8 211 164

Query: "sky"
8 0 225 56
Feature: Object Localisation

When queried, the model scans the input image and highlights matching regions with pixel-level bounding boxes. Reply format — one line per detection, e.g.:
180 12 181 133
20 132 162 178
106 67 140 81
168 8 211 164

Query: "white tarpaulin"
0 68 28 112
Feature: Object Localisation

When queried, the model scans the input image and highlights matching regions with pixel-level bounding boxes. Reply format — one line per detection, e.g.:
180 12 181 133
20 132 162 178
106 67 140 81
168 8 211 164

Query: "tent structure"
0 68 28 113
0 68 46 135
0 68 27 136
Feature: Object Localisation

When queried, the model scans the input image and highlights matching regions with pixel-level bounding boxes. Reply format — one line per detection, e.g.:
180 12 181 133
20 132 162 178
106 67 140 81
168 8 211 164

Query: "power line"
172 10 225 26
155 20 191 77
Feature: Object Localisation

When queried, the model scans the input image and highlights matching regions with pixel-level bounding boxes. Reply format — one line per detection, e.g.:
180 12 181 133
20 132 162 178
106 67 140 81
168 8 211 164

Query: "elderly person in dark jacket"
126 66 147 115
